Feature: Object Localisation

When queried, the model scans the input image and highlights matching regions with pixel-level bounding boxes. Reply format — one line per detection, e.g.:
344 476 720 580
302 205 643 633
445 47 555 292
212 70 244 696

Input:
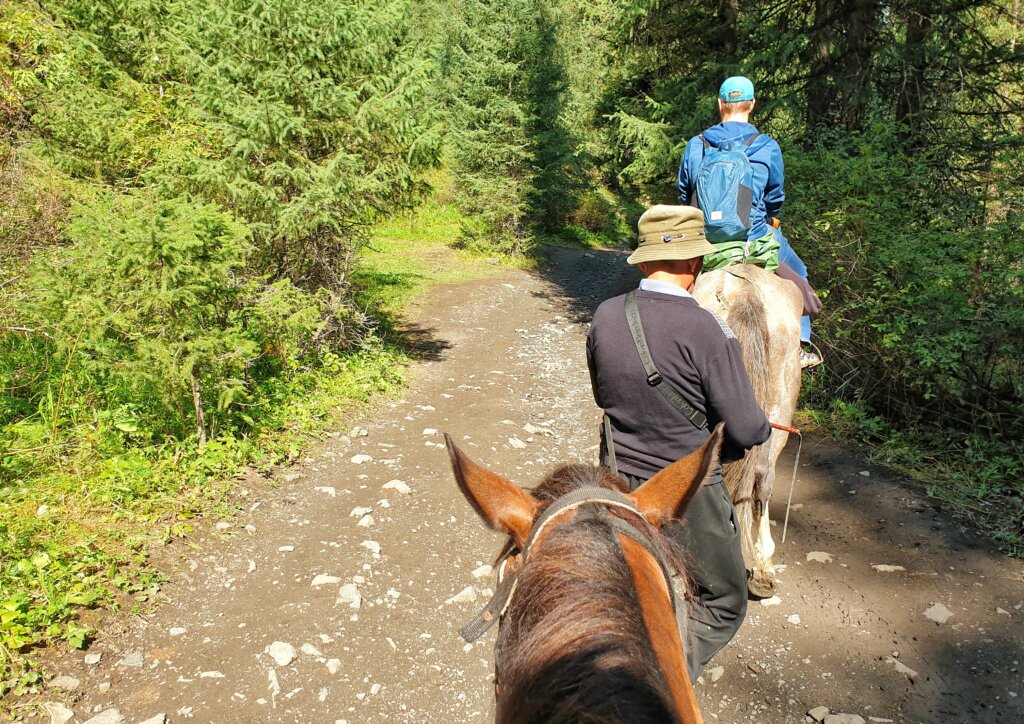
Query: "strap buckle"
646 371 662 386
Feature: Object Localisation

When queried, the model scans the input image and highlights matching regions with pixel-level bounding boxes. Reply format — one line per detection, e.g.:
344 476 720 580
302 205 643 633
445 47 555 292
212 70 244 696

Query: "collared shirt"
639 278 693 299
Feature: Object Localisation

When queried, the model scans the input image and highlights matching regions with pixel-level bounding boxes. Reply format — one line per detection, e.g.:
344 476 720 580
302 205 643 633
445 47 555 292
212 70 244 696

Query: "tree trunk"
896 4 931 133
191 371 208 447
1012 0 1021 52
838 0 880 131
805 0 834 128
718 0 740 60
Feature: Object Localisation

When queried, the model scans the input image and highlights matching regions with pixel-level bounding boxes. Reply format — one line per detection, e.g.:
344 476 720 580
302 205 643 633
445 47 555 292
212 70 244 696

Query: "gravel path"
31 247 1024 723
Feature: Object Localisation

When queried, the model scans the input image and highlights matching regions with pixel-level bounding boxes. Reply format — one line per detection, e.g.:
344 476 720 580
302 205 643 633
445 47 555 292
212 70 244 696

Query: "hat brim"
627 239 719 265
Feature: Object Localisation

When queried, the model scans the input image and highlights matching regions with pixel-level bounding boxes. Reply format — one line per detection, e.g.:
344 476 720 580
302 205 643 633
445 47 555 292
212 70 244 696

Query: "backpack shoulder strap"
743 132 761 148
624 291 708 431
699 133 712 151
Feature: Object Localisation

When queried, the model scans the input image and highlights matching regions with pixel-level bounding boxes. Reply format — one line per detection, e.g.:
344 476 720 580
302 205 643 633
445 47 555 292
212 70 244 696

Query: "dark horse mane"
493 463 689 724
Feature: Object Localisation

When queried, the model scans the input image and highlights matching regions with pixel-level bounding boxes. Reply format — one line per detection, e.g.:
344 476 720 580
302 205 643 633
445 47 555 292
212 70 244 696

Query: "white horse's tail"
722 281 774 510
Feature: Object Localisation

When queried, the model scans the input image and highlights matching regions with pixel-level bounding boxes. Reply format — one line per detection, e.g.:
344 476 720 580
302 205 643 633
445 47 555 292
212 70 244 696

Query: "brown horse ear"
628 423 725 528
444 434 540 548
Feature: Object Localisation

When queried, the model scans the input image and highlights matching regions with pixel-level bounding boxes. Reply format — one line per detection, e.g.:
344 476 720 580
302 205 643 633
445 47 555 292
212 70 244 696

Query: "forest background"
1 0 1022 693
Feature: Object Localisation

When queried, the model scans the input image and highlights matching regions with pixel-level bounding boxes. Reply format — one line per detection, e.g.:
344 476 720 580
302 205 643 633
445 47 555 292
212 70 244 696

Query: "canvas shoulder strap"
624 291 708 431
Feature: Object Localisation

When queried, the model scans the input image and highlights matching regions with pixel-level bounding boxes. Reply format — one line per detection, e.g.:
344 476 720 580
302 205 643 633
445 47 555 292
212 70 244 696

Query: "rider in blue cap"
678 76 821 368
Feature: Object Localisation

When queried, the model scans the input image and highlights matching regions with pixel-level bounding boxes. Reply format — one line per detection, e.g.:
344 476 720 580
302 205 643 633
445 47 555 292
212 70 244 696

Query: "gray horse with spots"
693 264 802 598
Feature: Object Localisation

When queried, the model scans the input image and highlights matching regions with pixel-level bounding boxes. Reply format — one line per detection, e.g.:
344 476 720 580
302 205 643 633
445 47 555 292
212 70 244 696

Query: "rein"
770 422 803 543
460 486 679 643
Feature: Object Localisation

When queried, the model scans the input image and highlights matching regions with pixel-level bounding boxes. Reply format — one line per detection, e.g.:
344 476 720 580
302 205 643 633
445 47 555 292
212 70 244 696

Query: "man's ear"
445 434 539 548
628 423 725 528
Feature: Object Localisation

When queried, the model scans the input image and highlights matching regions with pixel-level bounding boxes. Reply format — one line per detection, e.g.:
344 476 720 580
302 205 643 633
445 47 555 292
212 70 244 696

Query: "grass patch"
358 201 517 317
540 224 629 250
371 200 465 245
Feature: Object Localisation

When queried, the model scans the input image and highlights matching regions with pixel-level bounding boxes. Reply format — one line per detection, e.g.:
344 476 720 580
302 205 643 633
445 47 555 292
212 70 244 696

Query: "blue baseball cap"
719 76 755 103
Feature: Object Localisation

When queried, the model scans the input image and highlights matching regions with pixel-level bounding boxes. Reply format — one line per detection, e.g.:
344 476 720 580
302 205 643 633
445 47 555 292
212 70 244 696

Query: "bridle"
460 485 680 643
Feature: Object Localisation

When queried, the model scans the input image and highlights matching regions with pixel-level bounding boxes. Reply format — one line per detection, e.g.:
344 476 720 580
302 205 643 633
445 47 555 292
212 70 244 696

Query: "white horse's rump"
693 265 802 597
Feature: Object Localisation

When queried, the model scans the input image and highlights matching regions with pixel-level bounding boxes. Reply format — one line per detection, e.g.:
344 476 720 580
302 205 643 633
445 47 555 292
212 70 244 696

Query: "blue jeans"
772 226 811 343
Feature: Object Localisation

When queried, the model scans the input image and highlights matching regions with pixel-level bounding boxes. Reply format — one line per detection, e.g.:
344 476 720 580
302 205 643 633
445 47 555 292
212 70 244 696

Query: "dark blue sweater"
586 289 771 482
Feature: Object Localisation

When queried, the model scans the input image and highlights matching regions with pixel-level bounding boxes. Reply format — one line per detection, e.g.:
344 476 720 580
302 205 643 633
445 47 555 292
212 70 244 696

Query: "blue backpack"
693 132 760 243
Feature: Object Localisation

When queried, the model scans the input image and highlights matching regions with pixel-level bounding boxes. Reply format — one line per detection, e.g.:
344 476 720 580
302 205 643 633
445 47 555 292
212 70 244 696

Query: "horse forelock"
492 463 687 723
533 463 627 500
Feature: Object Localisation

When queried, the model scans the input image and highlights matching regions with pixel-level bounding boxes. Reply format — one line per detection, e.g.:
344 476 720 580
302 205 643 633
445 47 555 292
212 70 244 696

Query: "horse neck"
494 514 680 724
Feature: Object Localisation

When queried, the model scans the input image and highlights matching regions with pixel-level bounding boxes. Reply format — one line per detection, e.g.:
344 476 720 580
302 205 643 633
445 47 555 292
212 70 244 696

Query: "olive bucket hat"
626 205 717 265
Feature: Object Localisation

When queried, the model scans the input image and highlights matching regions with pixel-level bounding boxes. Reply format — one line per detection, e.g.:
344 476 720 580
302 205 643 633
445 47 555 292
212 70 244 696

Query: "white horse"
693 264 802 598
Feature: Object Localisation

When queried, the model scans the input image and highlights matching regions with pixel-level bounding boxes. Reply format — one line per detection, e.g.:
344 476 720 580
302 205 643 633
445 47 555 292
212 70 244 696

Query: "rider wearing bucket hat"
677 76 821 368
586 204 770 682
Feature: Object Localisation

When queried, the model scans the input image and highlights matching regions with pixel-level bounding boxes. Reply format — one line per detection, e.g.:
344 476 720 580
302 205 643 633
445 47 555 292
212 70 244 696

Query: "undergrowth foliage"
786 132 1024 550
0 0 429 689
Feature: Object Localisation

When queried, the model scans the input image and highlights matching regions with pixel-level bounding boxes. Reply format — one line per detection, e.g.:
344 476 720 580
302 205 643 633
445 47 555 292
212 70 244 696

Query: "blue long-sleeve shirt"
677 121 784 241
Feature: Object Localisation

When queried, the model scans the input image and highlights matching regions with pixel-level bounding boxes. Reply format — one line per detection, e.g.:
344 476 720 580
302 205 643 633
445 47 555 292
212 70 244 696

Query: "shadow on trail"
774 438 1024 722
355 267 453 363
392 321 452 362
532 245 639 325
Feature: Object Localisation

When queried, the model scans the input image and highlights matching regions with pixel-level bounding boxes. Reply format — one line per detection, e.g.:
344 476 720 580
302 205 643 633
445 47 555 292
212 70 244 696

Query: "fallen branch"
1 326 52 339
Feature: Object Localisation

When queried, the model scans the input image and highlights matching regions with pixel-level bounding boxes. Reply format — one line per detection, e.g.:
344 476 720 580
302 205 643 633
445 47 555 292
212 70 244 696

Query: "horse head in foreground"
445 424 726 724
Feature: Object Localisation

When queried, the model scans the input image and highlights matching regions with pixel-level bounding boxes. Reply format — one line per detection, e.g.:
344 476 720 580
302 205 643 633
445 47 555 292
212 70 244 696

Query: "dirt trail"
32 247 1023 723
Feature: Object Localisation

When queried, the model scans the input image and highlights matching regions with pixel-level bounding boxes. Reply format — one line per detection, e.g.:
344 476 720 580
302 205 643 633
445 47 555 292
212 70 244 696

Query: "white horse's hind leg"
755 505 775 562
747 424 784 598
748 505 776 597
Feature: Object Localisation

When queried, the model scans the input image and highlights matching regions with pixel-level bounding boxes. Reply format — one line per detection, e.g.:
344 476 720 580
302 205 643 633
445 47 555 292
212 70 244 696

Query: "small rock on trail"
337 583 362 609
808 706 830 722
383 479 411 494
310 574 341 587
115 651 143 668
43 702 75 724
824 715 866 724
923 602 954 624
82 710 125 724
446 586 477 605
264 641 296 666
46 675 80 692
